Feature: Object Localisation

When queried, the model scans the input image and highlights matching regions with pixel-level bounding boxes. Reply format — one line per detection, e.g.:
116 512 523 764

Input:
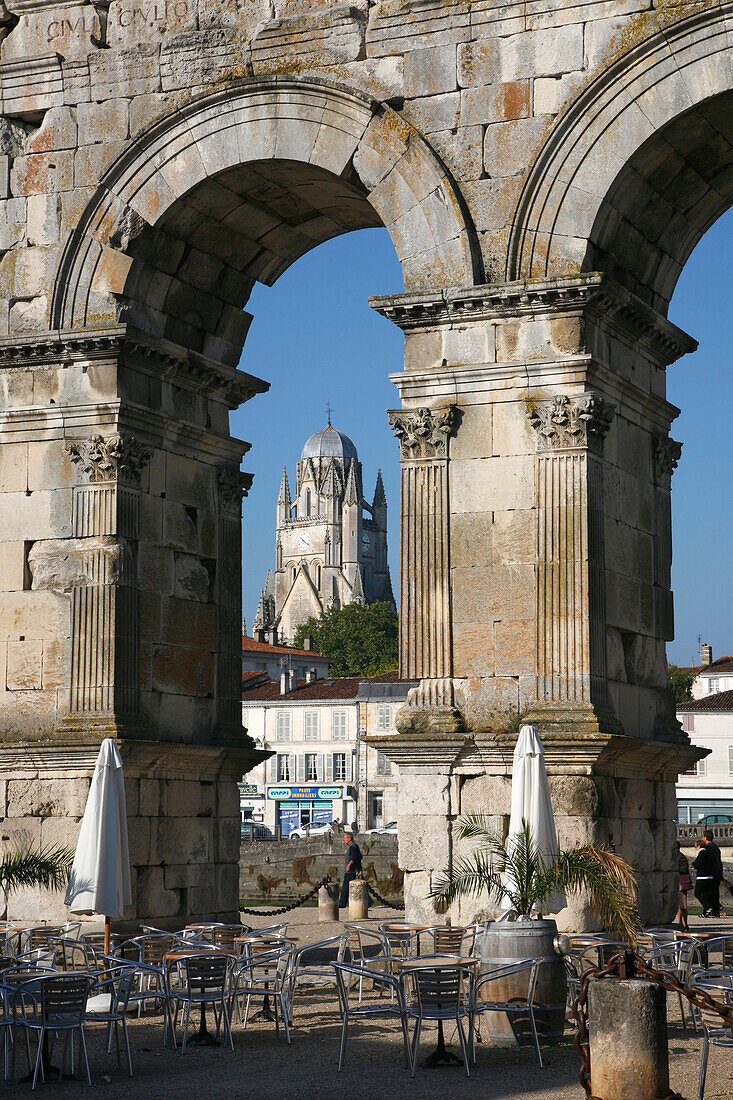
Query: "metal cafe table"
401 955 478 1068
164 948 233 1046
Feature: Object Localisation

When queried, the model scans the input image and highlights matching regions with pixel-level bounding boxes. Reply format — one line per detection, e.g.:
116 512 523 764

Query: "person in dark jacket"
704 829 723 917
339 826 363 909
676 843 691 931
693 837 717 916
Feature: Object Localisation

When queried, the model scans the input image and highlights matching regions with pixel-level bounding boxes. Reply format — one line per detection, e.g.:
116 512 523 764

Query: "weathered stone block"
152 644 213 696
404 45 457 97
461 81 530 125
6 639 43 689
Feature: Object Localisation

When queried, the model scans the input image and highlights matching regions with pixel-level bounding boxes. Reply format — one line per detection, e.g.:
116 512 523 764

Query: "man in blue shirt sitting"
339 825 363 909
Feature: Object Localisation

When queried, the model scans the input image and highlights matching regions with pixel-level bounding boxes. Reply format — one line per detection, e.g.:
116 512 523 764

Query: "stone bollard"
589 979 669 1100
348 879 369 920
318 885 338 922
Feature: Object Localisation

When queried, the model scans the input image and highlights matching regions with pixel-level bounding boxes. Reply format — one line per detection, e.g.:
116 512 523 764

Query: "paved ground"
8 910 733 1098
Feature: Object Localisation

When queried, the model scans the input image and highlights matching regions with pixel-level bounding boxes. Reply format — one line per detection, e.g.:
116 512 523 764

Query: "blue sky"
234 215 732 668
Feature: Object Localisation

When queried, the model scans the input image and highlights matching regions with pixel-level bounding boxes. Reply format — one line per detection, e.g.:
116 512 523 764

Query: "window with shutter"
277 712 291 742
377 703 391 730
346 752 353 782
268 755 278 782
288 753 296 782
325 754 334 781
304 754 318 781
697 757 707 777
305 712 319 741
682 714 695 733
277 754 290 782
333 753 346 781
297 754 306 782
729 747 733 777
376 751 391 776
316 753 324 781
332 711 347 741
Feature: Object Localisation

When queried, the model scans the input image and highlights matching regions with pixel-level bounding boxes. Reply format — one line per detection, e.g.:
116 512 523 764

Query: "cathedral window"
377 703 391 730
305 712 319 741
332 711 347 741
276 712 291 742
315 565 321 590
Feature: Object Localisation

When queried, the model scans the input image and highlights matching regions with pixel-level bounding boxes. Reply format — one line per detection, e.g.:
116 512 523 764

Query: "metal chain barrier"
239 874 333 917
365 882 405 911
572 949 733 1100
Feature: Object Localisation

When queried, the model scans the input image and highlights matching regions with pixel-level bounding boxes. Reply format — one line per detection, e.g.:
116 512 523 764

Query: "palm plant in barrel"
0 844 74 918
432 818 641 937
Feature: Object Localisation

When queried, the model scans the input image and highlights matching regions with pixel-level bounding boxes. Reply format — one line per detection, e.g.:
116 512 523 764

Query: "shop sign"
266 785 344 800
239 783 259 795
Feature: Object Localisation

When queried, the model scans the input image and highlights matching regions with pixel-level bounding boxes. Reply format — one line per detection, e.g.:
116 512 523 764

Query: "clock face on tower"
361 532 370 550
296 532 312 552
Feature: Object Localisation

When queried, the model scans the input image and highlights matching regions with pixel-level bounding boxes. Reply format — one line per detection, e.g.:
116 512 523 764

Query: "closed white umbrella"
65 738 132 950
503 724 566 914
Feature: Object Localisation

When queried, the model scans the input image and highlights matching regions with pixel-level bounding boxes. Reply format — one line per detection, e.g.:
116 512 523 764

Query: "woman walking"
676 842 691 930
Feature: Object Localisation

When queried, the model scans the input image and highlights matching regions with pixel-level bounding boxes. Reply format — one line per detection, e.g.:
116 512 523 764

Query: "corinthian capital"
528 393 614 454
387 406 456 460
67 434 152 485
653 434 682 488
217 465 254 511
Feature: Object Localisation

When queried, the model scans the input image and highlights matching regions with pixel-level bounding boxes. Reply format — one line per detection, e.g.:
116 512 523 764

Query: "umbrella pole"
104 915 110 954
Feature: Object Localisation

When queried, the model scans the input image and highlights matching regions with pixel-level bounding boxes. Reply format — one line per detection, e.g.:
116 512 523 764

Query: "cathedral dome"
300 424 358 462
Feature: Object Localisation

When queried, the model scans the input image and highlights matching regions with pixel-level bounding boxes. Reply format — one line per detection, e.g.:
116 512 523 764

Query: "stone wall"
239 834 402 905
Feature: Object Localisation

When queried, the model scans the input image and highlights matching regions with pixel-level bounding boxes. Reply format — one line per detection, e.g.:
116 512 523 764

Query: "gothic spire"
372 468 386 508
321 462 338 497
277 465 291 505
352 565 365 605
344 460 359 505
264 569 275 600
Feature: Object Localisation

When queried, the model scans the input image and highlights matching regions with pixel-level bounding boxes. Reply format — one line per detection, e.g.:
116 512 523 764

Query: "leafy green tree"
293 602 398 677
667 664 695 704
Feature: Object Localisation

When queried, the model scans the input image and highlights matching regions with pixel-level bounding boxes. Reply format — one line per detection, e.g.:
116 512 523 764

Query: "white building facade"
690 647 733 700
241 673 414 834
676 691 733 823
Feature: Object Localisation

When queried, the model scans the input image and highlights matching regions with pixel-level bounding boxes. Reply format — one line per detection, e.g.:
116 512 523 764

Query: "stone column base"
370 727 703 930
0 737 265 930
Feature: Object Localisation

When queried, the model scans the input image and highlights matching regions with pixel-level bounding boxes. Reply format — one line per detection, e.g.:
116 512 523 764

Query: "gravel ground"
7 910 733 1098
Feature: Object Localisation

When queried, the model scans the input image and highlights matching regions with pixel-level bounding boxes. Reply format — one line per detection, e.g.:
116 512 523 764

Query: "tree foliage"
667 664 695 704
0 843 74 917
293 602 398 677
431 818 641 938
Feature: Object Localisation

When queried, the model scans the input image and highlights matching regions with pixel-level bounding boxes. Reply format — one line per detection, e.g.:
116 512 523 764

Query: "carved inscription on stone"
387 407 455 461
528 393 614 454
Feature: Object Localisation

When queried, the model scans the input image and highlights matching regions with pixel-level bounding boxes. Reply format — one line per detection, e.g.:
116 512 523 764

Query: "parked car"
696 814 733 824
364 821 398 835
240 822 273 841
289 822 334 840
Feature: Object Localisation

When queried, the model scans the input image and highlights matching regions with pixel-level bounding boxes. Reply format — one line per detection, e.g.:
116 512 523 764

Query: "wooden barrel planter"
477 919 567 1046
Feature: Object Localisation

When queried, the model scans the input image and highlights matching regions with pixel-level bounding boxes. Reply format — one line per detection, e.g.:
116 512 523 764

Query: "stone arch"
51 77 480 365
507 5 733 313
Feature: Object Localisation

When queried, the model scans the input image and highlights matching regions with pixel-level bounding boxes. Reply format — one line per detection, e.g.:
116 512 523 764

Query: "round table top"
401 956 478 971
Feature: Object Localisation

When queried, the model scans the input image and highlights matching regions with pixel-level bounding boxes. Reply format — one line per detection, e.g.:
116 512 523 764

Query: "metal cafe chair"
231 944 293 1042
169 953 234 1053
340 925 390 1002
19 972 94 1089
289 933 345 1020
422 925 467 956
403 958 473 1078
470 957 544 1068
332 961 410 1071
85 965 137 1077
690 975 733 1100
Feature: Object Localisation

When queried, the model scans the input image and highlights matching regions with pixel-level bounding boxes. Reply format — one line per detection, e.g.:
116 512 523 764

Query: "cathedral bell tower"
252 422 393 643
